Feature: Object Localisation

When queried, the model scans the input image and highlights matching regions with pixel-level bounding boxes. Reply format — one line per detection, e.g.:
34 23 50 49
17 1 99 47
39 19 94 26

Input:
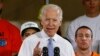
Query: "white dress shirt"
18 29 75 56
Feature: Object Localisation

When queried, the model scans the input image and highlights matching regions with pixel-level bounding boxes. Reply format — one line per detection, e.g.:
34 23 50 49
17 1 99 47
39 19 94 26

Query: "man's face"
23 29 37 40
75 28 92 50
41 8 61 37
83 0 100 13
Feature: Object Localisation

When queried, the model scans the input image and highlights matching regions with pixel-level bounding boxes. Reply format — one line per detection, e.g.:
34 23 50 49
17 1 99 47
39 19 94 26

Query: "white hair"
39 4 63 21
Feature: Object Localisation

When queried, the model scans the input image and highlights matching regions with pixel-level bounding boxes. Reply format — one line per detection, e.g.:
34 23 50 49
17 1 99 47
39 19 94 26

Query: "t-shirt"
0 19 22 56
75 52 100 56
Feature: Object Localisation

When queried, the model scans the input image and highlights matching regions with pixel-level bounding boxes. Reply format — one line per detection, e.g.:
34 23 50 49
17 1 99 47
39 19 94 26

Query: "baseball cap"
21 21 40 35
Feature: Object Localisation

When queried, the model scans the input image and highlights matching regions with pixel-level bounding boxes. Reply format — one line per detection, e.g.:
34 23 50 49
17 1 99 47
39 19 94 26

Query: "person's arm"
7 21 22 56
67 43 75 56
18 39 32 56
11 28 22 55
18 34 41 56
66 23 76 49
64 41 75 56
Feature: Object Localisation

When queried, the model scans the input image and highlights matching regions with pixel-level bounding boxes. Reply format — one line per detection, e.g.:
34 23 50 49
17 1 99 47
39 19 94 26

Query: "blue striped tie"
48 38 54 56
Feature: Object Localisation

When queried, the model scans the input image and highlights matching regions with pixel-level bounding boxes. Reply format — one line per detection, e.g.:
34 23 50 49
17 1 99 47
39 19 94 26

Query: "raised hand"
33 41 42 56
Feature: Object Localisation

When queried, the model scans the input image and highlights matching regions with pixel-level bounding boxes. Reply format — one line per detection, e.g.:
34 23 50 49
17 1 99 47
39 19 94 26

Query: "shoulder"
0 19 20 34
92 52 100 56
0 19 10 24
57 34 72 46
70 15 86 25
0 19 19 30
67 15 86 31
23 32 41 43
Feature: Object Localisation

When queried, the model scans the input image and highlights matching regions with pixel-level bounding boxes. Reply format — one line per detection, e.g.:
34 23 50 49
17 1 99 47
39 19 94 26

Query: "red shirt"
0 19 22 56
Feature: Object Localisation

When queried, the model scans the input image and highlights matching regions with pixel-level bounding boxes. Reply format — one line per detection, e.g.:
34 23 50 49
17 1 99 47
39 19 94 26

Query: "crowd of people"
0 0 100 56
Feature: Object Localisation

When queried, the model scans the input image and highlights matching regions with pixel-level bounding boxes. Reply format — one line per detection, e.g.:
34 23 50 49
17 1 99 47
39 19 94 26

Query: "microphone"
42 47 48 56
54 47 60 56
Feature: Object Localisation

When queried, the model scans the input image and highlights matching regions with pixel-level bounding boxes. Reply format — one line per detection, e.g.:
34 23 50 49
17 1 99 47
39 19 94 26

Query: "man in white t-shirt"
66 0 100 53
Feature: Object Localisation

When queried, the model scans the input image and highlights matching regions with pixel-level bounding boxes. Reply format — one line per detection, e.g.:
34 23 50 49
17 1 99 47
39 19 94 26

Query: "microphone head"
42 47 48 56
54 47 60 54
43 47 48 53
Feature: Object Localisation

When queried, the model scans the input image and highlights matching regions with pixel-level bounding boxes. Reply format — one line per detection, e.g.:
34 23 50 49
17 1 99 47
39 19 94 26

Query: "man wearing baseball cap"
21 21 40 40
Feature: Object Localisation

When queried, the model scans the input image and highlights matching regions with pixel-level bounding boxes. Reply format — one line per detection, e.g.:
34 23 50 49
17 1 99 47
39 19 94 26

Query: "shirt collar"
40 29 58 42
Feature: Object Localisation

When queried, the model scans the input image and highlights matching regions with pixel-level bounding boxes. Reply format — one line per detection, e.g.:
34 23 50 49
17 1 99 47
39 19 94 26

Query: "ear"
40 20 43 26
59 21 62 26
39 21 42 28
